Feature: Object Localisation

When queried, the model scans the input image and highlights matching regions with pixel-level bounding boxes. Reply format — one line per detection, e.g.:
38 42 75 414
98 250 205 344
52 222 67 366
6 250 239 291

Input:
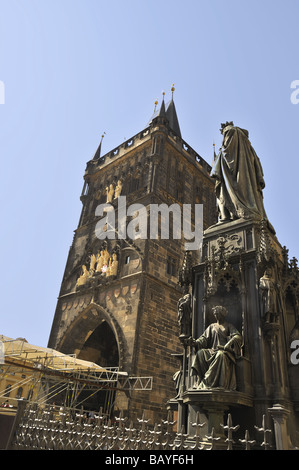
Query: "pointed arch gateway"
57 303 126 414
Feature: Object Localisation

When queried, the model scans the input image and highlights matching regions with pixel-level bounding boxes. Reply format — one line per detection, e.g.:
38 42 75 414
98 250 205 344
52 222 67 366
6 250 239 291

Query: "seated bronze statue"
190 306 243 390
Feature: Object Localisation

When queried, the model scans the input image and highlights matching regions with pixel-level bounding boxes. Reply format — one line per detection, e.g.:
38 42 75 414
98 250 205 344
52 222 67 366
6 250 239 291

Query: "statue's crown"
220 121 234 133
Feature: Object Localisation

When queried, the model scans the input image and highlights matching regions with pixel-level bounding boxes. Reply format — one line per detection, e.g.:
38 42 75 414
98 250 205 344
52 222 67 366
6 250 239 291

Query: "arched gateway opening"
78 321 119 367
57 306 122 417
76 320 120 415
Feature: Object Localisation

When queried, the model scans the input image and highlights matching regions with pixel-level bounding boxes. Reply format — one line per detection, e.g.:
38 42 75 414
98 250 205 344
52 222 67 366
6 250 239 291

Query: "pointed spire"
148 91 166 124
148 85 182 138
157 91 166 117
165 84 181 138
93 133 106 160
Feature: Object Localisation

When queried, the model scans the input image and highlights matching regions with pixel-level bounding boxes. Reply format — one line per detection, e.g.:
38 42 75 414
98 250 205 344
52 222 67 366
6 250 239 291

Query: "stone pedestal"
184 389 252 435
268 404 291 450
172 216 299 449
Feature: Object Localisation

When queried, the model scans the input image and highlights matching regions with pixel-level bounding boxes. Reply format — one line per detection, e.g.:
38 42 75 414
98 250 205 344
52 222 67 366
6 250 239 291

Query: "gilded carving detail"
106 184 114 203
114 180 122 199
106 179 122 203
76 265 89 287
76 247 119 290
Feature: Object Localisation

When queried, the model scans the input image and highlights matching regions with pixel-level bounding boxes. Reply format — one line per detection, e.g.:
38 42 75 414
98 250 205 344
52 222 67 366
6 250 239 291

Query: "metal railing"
6 400 295 451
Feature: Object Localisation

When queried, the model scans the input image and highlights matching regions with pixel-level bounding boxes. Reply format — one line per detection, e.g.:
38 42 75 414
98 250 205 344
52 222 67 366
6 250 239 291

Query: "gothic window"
82 181 89 196
121 250 140 276
166 255 177 276
131 174 140 192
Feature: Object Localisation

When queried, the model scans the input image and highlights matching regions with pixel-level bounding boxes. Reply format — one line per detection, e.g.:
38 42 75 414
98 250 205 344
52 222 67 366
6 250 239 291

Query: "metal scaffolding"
0 335 152 413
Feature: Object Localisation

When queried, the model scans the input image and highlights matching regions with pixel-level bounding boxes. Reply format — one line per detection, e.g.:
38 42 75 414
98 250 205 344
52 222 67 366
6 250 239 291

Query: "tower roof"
148 88 181 138
92 133 105 161
165 97 181 138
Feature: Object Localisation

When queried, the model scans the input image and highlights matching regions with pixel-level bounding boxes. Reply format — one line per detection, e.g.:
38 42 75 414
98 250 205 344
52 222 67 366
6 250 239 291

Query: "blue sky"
0 0 298 347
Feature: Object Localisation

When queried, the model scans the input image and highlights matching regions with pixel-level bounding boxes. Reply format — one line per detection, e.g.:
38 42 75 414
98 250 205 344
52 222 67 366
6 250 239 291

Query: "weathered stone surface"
48 106 217 423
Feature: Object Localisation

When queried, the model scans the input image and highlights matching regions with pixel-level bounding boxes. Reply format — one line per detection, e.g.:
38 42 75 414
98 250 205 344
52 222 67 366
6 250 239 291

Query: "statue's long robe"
191 322 242 390
259 276 278 315
211 126 267 221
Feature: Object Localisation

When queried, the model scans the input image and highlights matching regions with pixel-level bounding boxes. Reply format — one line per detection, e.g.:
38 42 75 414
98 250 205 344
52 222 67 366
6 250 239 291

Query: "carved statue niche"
177 293 192 339
190 305 243 390
114 180 122 199
259 267 281 324
106 184 114 203
76 265 89 287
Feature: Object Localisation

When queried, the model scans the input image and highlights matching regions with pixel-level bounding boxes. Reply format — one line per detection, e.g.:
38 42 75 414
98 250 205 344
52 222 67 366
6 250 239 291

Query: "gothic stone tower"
48 91 217 422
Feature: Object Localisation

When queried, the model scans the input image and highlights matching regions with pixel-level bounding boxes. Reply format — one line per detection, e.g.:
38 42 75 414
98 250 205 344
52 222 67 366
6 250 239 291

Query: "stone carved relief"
257 218 277 265
76 265 89 287
106 184 114 203
106 252 118 277
114 180 123 199
213 234 243 258
59 294 93 338
106 180 122 203
95 248 110 273
204 234 244 298
76 245 119 290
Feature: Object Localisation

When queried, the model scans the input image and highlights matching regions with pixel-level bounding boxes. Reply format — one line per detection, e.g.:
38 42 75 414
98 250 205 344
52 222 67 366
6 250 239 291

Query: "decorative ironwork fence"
5 400 291 451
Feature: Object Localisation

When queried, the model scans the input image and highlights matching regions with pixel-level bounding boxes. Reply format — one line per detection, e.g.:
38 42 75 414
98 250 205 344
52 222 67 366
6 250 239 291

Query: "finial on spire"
100 132 106 147
99 132 106 157
162 90 165 101
171 83 175 98
93 132 106 160
212 141 217 165
154 99 158 112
